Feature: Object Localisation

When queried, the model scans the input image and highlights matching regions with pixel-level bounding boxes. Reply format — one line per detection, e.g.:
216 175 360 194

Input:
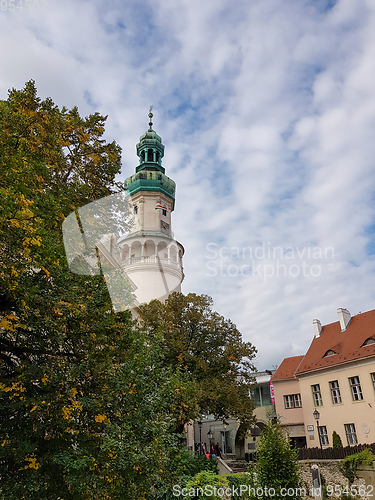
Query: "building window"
284 394 302 409
324 349 337 357
349 376 363 401
318 426 329 446
251 384 271 407
344 423 358 445
162 209 167 216
362 337 375 346
133 206 138 215
329 380 342 404
312 384 323 406
371 372 375 390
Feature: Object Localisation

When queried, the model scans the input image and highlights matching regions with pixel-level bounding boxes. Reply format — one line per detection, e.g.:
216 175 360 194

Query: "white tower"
118 109 184 311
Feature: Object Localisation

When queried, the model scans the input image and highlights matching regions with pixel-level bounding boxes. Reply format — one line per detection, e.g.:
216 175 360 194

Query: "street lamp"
198 420 203 455
313 409 322 450
207 428 214 457
222 420 229 455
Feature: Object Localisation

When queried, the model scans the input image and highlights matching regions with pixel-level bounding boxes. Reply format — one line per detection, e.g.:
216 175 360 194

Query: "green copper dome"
124 108 176 207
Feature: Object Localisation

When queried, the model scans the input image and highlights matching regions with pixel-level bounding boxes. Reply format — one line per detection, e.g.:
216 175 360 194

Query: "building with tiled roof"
272 308 375 448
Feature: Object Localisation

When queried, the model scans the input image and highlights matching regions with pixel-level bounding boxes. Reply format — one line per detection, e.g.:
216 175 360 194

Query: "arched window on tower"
147 149 153 162
140 151 145 163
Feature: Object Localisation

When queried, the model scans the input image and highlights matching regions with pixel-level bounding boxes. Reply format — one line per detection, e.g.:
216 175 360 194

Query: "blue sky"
2 0 375 369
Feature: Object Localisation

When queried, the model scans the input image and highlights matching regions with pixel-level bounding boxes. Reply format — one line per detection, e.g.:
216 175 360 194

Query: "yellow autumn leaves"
22 454 40 470
95 414 110 423
0 313 27 332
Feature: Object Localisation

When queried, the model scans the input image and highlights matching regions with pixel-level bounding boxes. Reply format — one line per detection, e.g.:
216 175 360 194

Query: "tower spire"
148 105 153 131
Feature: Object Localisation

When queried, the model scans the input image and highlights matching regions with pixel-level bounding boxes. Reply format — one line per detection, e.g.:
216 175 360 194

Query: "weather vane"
148 105 153 130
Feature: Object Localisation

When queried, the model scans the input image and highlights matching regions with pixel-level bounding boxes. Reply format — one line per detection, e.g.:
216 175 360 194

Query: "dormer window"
323 349 337 357
361 337 375 347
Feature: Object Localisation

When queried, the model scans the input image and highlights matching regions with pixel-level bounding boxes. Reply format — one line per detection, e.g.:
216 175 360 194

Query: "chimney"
313 319 322 338
337 308 351 331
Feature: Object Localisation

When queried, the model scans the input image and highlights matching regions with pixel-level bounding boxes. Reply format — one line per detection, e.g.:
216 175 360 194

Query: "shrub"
256 420 302 500
224 472 257 500
332 431 343 448
152 451 218 499
185 470 230 499
338 448 375 485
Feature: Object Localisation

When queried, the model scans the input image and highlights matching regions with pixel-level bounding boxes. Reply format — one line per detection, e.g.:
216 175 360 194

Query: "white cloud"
2 0 375 369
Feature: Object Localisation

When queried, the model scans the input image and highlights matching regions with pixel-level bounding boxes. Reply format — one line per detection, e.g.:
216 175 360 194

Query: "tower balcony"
124 170 175 201
122 255 184 280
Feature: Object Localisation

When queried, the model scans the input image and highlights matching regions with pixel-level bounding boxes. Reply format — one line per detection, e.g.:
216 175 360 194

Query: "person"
201 442 206 455
215 442 222 458
210 443 216 456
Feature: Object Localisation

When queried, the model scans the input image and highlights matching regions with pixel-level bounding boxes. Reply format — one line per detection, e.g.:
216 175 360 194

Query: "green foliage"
332 431 343 448
338 449 375 485
178 450 218 477
139 293 257 432
0 81 191 499
152 451 218 500
320 472 328 499
256 420 302 500
185 470 230 499
224 472 256 500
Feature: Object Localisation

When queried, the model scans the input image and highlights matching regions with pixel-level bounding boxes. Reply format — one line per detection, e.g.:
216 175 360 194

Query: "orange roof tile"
295 309 375 375
272 355 305 381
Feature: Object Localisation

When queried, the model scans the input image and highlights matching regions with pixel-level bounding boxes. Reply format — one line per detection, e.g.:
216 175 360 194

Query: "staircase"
222 458 248 473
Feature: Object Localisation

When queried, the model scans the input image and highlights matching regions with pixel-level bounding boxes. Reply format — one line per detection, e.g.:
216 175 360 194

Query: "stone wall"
299 459 365 492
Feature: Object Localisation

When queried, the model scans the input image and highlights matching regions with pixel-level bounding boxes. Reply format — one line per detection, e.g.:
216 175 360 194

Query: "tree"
332 431 343 448
139 293 257 433
256 420 302 500
0 81 190 499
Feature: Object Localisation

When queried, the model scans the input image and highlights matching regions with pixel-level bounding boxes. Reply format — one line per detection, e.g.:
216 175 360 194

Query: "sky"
2 0 375 370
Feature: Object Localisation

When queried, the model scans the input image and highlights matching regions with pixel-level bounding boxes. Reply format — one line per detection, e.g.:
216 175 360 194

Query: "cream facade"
272 367 306 448
298 357 375 448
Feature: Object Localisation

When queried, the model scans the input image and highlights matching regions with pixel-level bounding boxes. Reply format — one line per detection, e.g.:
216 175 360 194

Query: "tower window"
147 149 153 161
134 206 138 215
162 209 167 216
